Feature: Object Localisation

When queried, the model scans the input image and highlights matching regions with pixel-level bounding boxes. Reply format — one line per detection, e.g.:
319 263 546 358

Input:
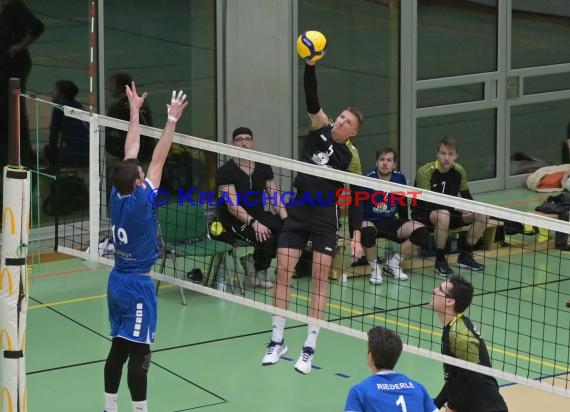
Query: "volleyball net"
23 94 570 398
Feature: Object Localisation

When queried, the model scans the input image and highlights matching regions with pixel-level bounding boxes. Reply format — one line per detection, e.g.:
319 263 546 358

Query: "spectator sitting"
43 80 88 169
215 126 288 289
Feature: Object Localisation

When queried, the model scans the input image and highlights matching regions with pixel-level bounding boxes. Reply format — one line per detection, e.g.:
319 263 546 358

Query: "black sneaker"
457 253 484 272
186 268 203 283
434 259 455 277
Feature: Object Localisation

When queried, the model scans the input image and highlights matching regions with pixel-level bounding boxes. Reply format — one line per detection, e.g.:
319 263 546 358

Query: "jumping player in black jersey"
412 137 486 276
261 56 364 374
429 275 509 412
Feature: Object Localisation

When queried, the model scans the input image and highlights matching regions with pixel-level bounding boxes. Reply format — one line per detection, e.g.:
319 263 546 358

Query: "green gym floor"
23 188 570 411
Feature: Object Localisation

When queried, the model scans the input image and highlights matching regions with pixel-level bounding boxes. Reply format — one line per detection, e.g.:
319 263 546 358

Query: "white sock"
132 400 148 412
104 393 118 412
271 315 286 343
303 324 320 349
369 261 380 274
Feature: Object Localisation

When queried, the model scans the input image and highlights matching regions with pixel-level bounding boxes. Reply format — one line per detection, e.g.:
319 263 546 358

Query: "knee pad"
360 226 377 248
409 226 430 249
128 349 151 374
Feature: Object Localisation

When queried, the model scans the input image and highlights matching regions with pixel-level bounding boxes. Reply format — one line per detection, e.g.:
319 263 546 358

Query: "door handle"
507 76 520 99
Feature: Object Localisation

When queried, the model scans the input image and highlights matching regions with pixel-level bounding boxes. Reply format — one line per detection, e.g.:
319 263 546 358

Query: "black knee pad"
361 226 377 248
128 348 151 374
409 226 430 249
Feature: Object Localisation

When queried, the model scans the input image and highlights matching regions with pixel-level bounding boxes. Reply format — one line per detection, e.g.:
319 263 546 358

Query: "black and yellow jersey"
434 314 509 412
413 160 472 213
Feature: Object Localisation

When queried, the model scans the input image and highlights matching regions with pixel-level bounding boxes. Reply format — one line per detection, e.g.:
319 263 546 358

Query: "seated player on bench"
360 148 430 284
412 137 486 277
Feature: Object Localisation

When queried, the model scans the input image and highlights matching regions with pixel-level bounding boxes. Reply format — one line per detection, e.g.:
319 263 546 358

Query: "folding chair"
203 203 247 292
157 202 234 304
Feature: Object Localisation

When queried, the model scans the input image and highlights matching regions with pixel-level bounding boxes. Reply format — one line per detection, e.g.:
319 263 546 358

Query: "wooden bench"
337 219 503 277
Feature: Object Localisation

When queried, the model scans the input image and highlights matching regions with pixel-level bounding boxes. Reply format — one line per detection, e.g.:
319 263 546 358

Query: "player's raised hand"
125 81 148 111
166 90 189 123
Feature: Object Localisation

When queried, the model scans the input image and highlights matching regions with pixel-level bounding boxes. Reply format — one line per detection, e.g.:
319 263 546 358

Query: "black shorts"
278 203 338 256
368 218 407 243
412 208 466 229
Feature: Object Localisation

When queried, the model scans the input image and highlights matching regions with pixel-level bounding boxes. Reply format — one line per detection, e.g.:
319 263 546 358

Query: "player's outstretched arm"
147 90 188 187
123 81 148 160
304 60 329 130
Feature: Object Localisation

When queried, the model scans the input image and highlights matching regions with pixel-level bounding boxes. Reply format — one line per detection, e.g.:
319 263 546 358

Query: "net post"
8 78 21 166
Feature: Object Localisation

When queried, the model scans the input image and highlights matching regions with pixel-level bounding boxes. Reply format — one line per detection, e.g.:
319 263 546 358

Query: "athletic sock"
462 242 473 254
104 393 118 412
436 249 445 261
132 400 148 412
303 324 320 349
271 315 286 343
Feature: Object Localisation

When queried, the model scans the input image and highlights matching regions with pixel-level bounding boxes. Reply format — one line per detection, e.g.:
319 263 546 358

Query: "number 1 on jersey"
396 395 407 412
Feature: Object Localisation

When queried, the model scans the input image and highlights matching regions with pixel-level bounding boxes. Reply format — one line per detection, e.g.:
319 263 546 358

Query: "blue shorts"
107 269 157 344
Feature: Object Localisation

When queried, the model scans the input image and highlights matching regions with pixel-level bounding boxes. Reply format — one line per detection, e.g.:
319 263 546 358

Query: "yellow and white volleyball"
210 221 224 236
296 30 327 62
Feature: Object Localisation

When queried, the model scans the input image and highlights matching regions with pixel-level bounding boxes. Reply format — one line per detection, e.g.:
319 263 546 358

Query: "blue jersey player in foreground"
103 83 188 412
345 326 438 412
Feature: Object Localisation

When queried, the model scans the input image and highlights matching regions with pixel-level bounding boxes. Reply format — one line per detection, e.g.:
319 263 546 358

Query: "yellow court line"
29 293 107 310
28 285 176 310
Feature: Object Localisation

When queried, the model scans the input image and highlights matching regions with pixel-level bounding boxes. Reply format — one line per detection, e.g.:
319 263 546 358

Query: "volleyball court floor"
22 189 569 411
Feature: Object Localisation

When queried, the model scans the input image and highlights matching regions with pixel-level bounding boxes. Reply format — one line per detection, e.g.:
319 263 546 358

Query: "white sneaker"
98 237 115 257
369 264 383 285
294 347 315 374
261 340 288 365
240 254 259 286
255 270 274 289
383 254 408 280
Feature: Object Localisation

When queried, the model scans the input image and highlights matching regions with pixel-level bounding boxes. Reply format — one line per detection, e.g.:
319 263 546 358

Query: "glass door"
408 0 503 193
506 1 570 187
404 0 570 192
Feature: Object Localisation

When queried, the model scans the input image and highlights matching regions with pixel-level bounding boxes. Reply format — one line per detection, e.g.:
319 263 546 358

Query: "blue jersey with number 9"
345 371 438 412
110 178 159 273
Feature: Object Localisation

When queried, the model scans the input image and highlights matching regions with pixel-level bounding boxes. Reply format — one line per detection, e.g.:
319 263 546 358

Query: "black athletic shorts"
368 218 407 243
412 208 466 229
278 203 338 256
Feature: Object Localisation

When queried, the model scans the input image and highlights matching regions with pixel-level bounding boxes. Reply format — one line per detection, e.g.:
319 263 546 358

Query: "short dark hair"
376 147 397 161
345 107 364 129
55 80 79 100
438 136 458 153
111 159 141 195
110 72 132 88
447 275 474 314
367 326 402 371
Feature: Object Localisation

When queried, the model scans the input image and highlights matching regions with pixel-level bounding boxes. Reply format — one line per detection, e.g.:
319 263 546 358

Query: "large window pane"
417 0 497 79
510 100 570 175
104 0 216 139
511 2 570 69
298 0 399 172
104 0 217 194
417 110 497 181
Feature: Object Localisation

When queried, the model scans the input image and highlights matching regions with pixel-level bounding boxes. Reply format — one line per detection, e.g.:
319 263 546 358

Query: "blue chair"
157 202 234 304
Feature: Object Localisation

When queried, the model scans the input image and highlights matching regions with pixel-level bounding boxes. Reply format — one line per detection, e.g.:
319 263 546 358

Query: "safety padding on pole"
1 167 30 412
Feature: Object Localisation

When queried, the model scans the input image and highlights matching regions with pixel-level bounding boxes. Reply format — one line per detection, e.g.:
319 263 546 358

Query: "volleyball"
296 31 327 62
